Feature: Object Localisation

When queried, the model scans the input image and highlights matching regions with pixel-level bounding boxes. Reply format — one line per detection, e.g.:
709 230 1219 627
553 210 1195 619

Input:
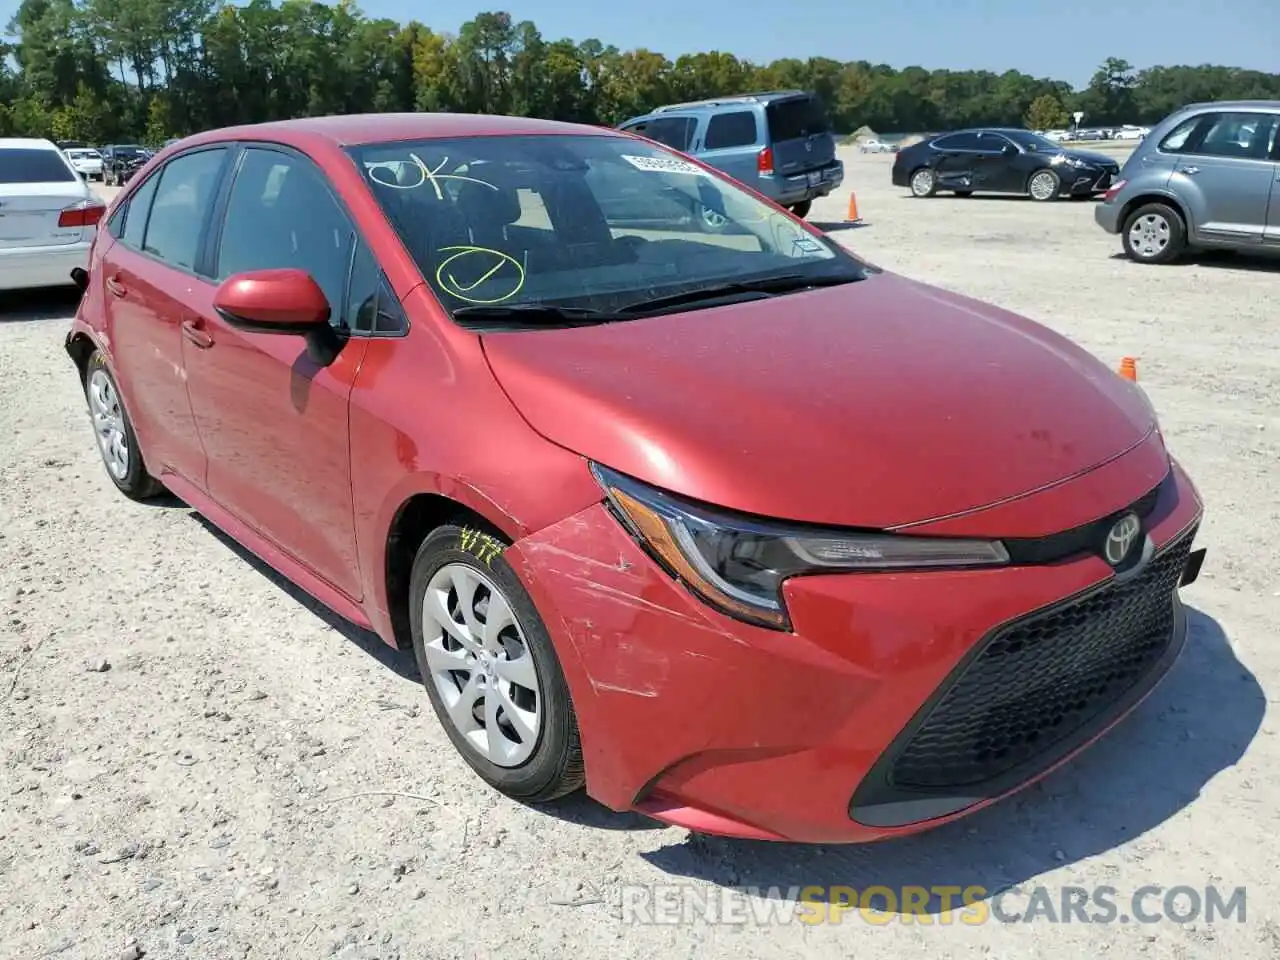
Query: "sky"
1 0 1275 89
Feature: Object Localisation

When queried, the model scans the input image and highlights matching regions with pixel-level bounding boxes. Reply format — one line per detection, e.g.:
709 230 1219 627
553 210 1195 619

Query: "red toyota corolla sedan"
66 113 1206 843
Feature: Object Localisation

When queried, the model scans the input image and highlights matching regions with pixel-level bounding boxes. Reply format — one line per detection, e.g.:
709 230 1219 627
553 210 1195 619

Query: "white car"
0 138 105 292
858 138 896 154
1112 126 1149 141
65 147 104 180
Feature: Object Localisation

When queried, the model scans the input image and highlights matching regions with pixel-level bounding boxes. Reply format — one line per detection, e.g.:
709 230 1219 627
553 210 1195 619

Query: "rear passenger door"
97 146 230 486
930 133 984 189
694 110 761 184
181 144 373 600
1163 110 1279 244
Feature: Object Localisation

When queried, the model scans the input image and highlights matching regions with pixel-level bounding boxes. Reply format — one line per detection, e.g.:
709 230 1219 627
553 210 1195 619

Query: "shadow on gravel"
0 287 82 321
812 221 871 233
640 607 1264 915
190 514 421 683
536 793 667 832
1109 250 1280 273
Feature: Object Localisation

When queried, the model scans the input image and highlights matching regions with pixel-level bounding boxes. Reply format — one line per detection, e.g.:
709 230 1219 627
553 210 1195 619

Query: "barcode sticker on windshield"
621 154 709 176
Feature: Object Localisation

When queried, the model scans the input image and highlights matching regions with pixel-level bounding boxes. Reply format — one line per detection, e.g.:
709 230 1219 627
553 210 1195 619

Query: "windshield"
67 150 100 159
113 145 145 156
1003 130 1064 152
0 149 77 184
350 134 863 321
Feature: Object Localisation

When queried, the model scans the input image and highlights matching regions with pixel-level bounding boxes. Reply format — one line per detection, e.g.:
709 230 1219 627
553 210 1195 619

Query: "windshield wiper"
616 272 861 316
451 303 615 328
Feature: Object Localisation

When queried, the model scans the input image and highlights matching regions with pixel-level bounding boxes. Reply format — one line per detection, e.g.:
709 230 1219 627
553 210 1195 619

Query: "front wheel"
909 168 937 198
1027 169 1061 201
1121 202 1186 264
409 524 584 802
789 200 812 219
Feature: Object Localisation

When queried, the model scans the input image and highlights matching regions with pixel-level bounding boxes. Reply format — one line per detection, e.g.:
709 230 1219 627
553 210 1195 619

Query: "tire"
909 168 937 198
409 523 584 803
954 190 973 198
1027 169 1061 201
789 199 812 219
1121 202 1186 265
83 352 165 501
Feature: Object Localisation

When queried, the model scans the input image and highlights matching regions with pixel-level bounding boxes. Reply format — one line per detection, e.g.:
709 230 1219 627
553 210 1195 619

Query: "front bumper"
508 457 1204 843
1062 165 1119 196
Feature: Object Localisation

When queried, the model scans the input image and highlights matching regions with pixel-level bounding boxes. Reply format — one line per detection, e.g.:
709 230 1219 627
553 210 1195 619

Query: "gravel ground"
2 150 1278 959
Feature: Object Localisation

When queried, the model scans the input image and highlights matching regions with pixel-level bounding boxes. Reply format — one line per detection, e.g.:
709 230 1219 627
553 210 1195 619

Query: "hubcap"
421 563 541 767
911 170 933 196
1030 172 1056 200
1128 213 1170 259
87 369 129 480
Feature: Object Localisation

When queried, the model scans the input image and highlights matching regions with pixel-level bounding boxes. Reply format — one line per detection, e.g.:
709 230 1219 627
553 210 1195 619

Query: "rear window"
766 96 831 142
0 148 77 184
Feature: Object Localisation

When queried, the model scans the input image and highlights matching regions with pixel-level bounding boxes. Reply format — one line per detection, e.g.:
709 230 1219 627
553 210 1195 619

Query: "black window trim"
109 144 233 285
204 140 408 340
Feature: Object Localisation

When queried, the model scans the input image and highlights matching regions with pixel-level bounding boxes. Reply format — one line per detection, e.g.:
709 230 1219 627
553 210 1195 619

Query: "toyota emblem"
1103 513 1142 566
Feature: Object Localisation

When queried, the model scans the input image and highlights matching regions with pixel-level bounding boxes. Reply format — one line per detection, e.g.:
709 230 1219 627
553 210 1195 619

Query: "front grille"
889 525 1196 790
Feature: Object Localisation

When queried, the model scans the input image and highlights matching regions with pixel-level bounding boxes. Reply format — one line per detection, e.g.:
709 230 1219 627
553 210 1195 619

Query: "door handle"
181 317 214 349
1180 166 1199 175
105 275 126 297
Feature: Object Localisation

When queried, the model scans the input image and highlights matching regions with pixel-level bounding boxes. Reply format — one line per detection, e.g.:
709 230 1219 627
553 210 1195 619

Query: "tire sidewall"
1122 203 1185 264
408 523 579 799
84 352 153 497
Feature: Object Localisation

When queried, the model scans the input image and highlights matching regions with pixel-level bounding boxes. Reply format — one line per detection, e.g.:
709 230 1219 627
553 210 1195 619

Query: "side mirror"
213 268 344 366
213 268 331 333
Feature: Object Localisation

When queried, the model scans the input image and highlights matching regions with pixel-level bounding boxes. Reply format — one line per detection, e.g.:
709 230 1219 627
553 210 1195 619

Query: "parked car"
65 147 105 180
0 137 104 291
858 138 896 154
892 128 1121 200
1072 128 1108 141
1096 100 1280 263
1112 125 1149 141
67 113 1206 844
101 143 152 186
618 90 843 220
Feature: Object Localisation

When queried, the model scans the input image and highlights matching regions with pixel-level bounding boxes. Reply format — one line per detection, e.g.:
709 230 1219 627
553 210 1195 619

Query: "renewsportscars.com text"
621 884 1247 926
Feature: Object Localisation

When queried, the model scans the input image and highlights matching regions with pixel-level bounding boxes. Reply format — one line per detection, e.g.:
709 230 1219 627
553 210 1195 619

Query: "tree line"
3 0 1279 145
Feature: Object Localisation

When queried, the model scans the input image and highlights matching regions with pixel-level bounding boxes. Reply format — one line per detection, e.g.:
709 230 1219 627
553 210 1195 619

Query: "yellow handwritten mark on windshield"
367 155 501 199
435 246 526 304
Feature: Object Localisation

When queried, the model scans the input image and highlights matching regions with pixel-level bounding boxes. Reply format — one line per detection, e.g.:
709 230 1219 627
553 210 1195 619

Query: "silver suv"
1094 100 1280 263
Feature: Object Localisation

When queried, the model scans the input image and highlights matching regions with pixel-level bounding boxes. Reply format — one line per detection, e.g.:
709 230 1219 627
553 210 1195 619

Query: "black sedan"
891 128 1121 201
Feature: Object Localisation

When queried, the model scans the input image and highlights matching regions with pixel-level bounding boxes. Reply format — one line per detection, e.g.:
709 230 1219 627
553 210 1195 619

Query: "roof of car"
175 113 620 150
0 137 61 150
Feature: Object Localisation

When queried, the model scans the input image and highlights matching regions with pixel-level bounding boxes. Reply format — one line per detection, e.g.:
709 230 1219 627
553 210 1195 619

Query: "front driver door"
181 145 368 600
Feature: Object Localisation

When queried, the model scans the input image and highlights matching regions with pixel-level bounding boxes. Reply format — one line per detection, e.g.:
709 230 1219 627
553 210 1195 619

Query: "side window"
120 173 161 249
935 132 981 150
976 132 1012 152
622 121 647 135
216 148 355 329
142 148 227 270
1159 116 1205 153
645 116 695 151
1195 112 1277 161
703 111 758 150
345 241 407 337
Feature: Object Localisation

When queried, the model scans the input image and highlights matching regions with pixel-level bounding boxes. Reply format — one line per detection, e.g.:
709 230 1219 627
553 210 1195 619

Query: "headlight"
591 464 1010 630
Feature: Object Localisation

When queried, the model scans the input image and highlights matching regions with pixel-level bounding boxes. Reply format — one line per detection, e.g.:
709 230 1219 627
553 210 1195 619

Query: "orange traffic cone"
846 192 861 222
1118 357 1138 381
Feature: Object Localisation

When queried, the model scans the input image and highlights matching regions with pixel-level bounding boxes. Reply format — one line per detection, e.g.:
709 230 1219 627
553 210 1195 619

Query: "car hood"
481 272 1156 528
1062 148 1119 167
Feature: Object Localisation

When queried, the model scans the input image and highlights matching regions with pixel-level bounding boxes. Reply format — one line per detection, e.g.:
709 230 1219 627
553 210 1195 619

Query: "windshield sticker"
367 154 500 200
622 154 710 177
435 246 526 304
791 236 824 254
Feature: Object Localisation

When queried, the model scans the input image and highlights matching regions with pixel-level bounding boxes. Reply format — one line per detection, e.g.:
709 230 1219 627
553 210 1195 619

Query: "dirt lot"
2 150 1278 960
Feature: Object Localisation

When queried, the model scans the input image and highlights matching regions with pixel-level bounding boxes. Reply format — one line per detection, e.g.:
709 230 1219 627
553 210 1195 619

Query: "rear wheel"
1121 202 1186 264
789 200 812 219
409 524 584 802
909 168 937 198
83 352 165 500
